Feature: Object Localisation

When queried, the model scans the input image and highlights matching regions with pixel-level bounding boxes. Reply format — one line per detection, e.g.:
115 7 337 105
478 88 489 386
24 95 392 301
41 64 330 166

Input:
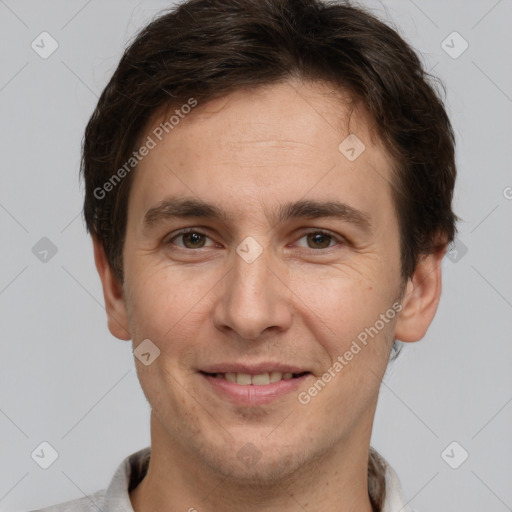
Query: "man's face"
121 81 403 481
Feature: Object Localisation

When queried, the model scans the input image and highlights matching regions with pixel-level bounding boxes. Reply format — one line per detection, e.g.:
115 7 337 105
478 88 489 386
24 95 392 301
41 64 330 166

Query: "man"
35 0 457 510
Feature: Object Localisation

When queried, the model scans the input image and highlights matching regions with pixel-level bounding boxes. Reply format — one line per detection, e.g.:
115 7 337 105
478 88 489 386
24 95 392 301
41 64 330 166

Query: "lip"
200 371 311 406
200 362 309 374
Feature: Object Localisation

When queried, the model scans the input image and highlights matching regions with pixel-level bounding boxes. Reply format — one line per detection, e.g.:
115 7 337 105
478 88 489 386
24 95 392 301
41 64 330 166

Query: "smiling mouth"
200 371 310 385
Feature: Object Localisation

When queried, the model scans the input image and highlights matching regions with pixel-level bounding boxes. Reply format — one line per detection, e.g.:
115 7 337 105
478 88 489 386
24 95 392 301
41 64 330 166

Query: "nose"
213 245 293 341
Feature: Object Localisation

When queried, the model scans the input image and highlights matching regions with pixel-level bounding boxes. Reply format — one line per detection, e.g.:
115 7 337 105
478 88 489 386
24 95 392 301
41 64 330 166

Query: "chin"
208 450 304 485
192 431 324 487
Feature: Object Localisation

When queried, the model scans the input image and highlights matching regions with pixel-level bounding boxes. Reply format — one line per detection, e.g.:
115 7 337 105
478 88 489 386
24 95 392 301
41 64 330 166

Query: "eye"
294 230 343 250
166 229 216 249
165 228 345 252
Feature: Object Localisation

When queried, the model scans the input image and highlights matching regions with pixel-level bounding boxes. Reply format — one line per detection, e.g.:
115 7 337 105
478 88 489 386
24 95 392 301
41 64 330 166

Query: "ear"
92 236 131 341
394 248 445 343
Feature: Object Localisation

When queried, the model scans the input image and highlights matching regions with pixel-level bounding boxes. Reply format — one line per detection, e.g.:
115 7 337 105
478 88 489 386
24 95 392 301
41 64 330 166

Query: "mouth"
199 367 312 406
200 371 310 385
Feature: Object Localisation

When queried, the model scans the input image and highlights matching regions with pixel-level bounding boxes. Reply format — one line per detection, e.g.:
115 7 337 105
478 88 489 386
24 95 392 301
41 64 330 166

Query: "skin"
93 80 445 512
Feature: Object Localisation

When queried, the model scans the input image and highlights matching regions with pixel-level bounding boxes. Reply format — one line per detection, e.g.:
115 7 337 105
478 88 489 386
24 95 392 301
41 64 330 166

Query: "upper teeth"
218 372 294 385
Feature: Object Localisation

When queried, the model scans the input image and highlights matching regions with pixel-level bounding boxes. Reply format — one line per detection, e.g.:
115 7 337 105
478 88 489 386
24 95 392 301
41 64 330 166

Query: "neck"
130 412 376 512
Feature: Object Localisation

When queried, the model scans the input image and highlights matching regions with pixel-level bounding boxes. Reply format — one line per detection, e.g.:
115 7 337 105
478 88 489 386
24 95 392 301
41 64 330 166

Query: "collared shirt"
32 447 413 512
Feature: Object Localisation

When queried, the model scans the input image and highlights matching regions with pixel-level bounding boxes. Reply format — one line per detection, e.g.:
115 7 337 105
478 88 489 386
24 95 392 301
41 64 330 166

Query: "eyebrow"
143 197 372 233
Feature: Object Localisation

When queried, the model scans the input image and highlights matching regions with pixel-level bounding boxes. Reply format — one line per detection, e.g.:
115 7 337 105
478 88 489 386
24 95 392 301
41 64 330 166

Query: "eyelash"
165 228 345 252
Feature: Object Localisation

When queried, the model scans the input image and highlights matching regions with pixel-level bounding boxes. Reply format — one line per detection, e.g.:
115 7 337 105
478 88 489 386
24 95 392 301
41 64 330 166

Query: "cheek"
294 272 397 429
287 266 396 362
124 261 220 355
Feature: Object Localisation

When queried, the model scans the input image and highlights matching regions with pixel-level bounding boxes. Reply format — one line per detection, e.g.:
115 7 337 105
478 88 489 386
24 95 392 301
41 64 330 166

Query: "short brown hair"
82 0 457 286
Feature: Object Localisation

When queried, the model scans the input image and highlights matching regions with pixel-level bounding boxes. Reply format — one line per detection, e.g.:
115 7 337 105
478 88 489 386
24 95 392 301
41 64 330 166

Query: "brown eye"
294 230 341 251
305 232 334 249
181 232 206 248
167 229 213 249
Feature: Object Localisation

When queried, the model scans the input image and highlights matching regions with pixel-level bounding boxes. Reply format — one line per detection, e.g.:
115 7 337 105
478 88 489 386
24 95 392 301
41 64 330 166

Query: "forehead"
128 80 396 226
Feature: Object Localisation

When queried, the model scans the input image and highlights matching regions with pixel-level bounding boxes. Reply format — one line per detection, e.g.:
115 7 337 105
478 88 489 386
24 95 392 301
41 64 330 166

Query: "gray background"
1 0 511 510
